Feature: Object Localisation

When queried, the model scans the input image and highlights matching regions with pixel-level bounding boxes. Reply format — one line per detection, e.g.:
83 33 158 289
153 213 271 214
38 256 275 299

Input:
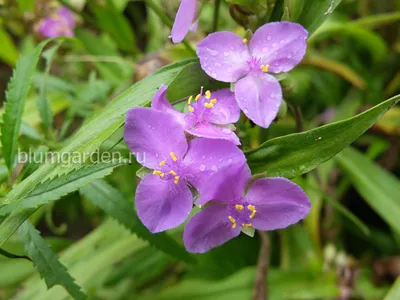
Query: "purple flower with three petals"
171 0 198 43
184 164 311 253
152 85 241 145
197 21 308 128
38 6 76 38
124 107 246 233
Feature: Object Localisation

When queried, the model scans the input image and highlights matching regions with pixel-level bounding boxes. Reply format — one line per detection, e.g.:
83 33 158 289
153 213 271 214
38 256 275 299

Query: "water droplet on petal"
211 165 218 172
201 155 206 160
207 48 219 56
287 53 292 59
200 164 206 171
228 158 233 164
243 108 249 114
267 35 271 41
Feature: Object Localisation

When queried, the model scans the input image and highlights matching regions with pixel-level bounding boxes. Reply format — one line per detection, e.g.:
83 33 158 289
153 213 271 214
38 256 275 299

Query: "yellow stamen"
153 170 165 178
242 223 252 228
187 96 193 104
204 102 214 109
228 216 236 228
188 105 194 112
159 160 166 167
248 205 257 219
235 204 244 211
170 152 177 161
242 38 248 44
174 176 180 184
210 99 217 104
261 64 270 73
195 94 201 101
205 90 211 99
169 170 177 176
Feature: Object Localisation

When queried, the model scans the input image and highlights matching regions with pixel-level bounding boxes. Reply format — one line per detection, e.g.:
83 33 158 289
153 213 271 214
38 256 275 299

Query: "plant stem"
252 231 270 300
212 0 222 32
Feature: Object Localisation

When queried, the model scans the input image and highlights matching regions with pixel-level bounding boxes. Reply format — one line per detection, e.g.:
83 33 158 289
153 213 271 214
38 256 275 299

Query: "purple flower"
171 0 198 43
38 7 76 38
124 107 246 233
183 164 311 253
152 85 241 145
197 21 308 128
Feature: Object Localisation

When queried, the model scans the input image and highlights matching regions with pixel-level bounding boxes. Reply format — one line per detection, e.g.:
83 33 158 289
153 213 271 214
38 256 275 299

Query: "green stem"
212 0 221 32
144 0 196 56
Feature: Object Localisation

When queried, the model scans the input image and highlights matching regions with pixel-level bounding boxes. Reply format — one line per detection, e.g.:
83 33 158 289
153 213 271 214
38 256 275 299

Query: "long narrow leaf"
1 40 50 172
246 94 400 177
19 221 87 299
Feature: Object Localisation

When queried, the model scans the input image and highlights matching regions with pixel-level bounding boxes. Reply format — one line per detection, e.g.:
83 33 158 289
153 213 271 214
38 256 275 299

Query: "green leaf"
80 179 196 263
336 147 400 234
0 160 128 216
246 94 400 178
166 62 228 101
0 40 50 172
385 276 400 300
295 0 342 35
18 221 87 300
0 59 196 247
0 26 19 66
17 220 146 300
89 0 138 53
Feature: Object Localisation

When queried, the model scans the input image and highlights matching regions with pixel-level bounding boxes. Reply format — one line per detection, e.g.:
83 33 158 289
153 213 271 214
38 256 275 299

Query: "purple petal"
58 6 75 28
183 138 247 204
245 177 311 231
196 163 251 205
151 85 185 127
183 203 241 253
235 74 282 128
249 21 308 73
124 107 188 169
186 123 240 145
204 88 241 125
197 31 250 82
136 174 193 233
171 0 197 43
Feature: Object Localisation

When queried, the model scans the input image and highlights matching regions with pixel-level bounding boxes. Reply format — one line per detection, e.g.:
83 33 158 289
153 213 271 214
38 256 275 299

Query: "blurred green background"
0 0 400 299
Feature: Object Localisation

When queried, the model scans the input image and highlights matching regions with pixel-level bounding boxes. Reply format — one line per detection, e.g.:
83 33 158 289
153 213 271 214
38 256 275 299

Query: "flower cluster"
37 6 76 38
123 4 311 253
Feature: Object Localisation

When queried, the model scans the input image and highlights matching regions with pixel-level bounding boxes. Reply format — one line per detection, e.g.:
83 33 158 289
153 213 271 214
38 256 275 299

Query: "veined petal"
186 123 240 145
197 31 250 82
171 0 197 43
204 88 241 125
124 107 188 169
184 203 241 253
183 138 247 203
135 174 193 233
249 21 308 73
245 177 311 231
151 85 185 127
235 74 282 128
196 163 251 205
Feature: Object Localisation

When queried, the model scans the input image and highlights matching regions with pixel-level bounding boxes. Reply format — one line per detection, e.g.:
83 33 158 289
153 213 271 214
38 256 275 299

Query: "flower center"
152 152 183 184
185 89 218 126
247 57 270 74
227 202 257 229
